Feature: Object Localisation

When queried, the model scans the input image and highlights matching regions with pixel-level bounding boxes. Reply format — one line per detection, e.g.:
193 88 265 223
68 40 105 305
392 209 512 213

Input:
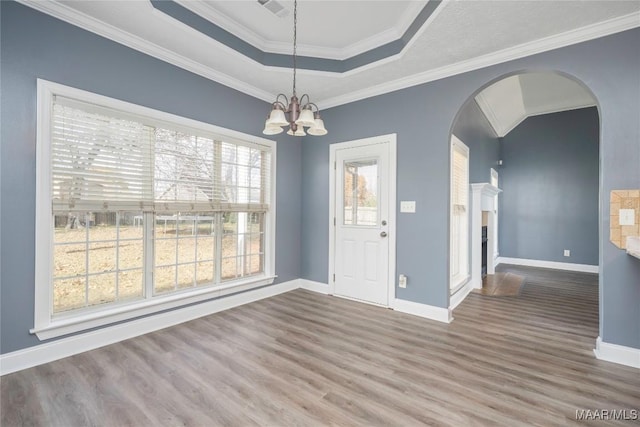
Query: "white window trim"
490 168 500 260
450 135 470 292
34 79 276 340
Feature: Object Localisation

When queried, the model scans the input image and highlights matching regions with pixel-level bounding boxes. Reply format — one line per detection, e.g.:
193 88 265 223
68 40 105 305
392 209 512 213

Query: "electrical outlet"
620 209 635 226
564 249 570 257
398 274 407 288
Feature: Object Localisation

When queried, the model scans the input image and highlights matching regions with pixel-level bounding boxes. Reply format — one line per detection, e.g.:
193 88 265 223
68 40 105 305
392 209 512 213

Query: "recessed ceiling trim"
475 75 526 137
176 0 426 61
493 103 599 138
150 0 442 73
16 0 278 103
316 11 640 109
475 73 600 137
16 1 640 111
474 95 503 137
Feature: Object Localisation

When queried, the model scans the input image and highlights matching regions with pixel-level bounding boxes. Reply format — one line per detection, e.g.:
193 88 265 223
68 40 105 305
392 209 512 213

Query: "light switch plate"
620 209 635 226
400 201 416 213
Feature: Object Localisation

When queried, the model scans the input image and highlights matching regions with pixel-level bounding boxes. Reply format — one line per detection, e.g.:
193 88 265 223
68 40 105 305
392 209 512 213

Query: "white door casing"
329 134 397 307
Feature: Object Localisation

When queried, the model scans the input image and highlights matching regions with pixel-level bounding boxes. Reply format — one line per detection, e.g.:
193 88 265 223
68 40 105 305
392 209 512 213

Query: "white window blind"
450 136 469 288
36 80 277 340
51 99 154 211
51 96 271 213
452 147 468 214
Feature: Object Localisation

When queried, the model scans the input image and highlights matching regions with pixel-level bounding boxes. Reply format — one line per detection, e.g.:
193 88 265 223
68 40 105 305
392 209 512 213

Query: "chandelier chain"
292 0 297 96
263 0 326 136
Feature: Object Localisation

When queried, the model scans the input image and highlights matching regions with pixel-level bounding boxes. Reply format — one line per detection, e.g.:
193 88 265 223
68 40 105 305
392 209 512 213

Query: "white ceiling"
21 0 640 110
475 72 597 137
179 0 427 59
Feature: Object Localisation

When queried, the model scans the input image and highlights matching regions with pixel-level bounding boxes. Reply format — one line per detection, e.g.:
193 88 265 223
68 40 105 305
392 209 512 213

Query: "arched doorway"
448 71 600 310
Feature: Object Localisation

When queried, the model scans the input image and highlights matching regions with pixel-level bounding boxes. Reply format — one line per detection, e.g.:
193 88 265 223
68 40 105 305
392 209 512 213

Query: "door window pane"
343 160 378 226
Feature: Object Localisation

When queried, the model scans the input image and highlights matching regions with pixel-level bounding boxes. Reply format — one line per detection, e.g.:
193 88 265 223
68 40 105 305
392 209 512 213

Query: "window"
34 80 276 339
343 159 378 226
450 135 469 292
490 168 499 259
490 168 499 188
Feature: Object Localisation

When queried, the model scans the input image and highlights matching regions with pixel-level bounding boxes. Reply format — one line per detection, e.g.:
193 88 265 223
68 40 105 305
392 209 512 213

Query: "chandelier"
262 0 327 137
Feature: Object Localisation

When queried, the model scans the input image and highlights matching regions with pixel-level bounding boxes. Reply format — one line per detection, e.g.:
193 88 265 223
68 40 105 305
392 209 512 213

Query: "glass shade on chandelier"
262 101 327 136
262 0 327 137
263 95 328 137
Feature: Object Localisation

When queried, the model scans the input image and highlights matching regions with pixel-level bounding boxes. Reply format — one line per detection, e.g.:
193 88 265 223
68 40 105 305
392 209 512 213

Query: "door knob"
380 231 388 237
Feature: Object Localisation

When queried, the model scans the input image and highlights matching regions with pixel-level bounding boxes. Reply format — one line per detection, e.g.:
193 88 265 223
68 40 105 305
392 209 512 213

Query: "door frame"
328 134 397 307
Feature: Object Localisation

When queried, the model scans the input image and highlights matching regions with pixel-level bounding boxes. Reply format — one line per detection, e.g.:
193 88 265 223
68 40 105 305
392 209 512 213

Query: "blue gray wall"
301 29 640 349
2 1 639 355
499 108 599 265
452 99 500 183
0 2 301 354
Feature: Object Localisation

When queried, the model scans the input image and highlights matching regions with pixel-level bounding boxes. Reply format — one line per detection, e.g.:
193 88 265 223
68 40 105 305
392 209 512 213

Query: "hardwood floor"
2 265 639 426
475 271 524 296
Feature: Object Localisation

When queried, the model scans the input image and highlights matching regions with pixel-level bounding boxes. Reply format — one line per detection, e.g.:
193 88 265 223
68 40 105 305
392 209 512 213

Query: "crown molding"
474 91 504 136
475 75 598 137
526 101 598 118
284 0 445 79
317 11 640 109
16 1 640 110
175 0 426 61
261 28 401 61
16 0 277 104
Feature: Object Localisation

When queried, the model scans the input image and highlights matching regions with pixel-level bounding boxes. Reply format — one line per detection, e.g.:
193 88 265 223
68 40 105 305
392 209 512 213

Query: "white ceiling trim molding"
283 0 446 78
262 29 401 61
499 116 527 139
475 75 526 137
176 0 425 61
474 94 503 137
525 103 599 120
526 101 598 118
496 102 598 138
16 0 443 83
17 0 640 110
317 11 640 109
16 0 277 104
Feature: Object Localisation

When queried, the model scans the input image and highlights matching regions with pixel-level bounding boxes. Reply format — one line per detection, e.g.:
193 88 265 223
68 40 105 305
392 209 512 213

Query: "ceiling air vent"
257 0 289 18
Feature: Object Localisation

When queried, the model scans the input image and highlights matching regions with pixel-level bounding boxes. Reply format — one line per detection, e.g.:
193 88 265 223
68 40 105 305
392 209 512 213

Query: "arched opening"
448 71 600 311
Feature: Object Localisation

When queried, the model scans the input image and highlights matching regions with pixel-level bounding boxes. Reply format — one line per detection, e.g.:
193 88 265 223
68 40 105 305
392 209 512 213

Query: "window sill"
31 275 277 340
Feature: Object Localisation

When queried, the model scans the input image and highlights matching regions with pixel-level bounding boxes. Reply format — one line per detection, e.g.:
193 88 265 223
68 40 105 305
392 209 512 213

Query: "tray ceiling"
19 0 640 109
178 0 428 60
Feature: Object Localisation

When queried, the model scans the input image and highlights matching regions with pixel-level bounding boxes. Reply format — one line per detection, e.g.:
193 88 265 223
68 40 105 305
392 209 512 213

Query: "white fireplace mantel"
470 183 502 289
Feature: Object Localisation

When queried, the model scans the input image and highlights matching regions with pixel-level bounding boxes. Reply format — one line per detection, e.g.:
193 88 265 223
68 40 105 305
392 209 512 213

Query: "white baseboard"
594 336 640 369
450 279 474 310
496 257 599 274
393 298 452 323
0 279 300 376
299 279 330 295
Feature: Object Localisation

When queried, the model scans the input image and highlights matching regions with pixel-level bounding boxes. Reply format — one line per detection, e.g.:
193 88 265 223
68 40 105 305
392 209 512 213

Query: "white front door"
332 139 392 306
